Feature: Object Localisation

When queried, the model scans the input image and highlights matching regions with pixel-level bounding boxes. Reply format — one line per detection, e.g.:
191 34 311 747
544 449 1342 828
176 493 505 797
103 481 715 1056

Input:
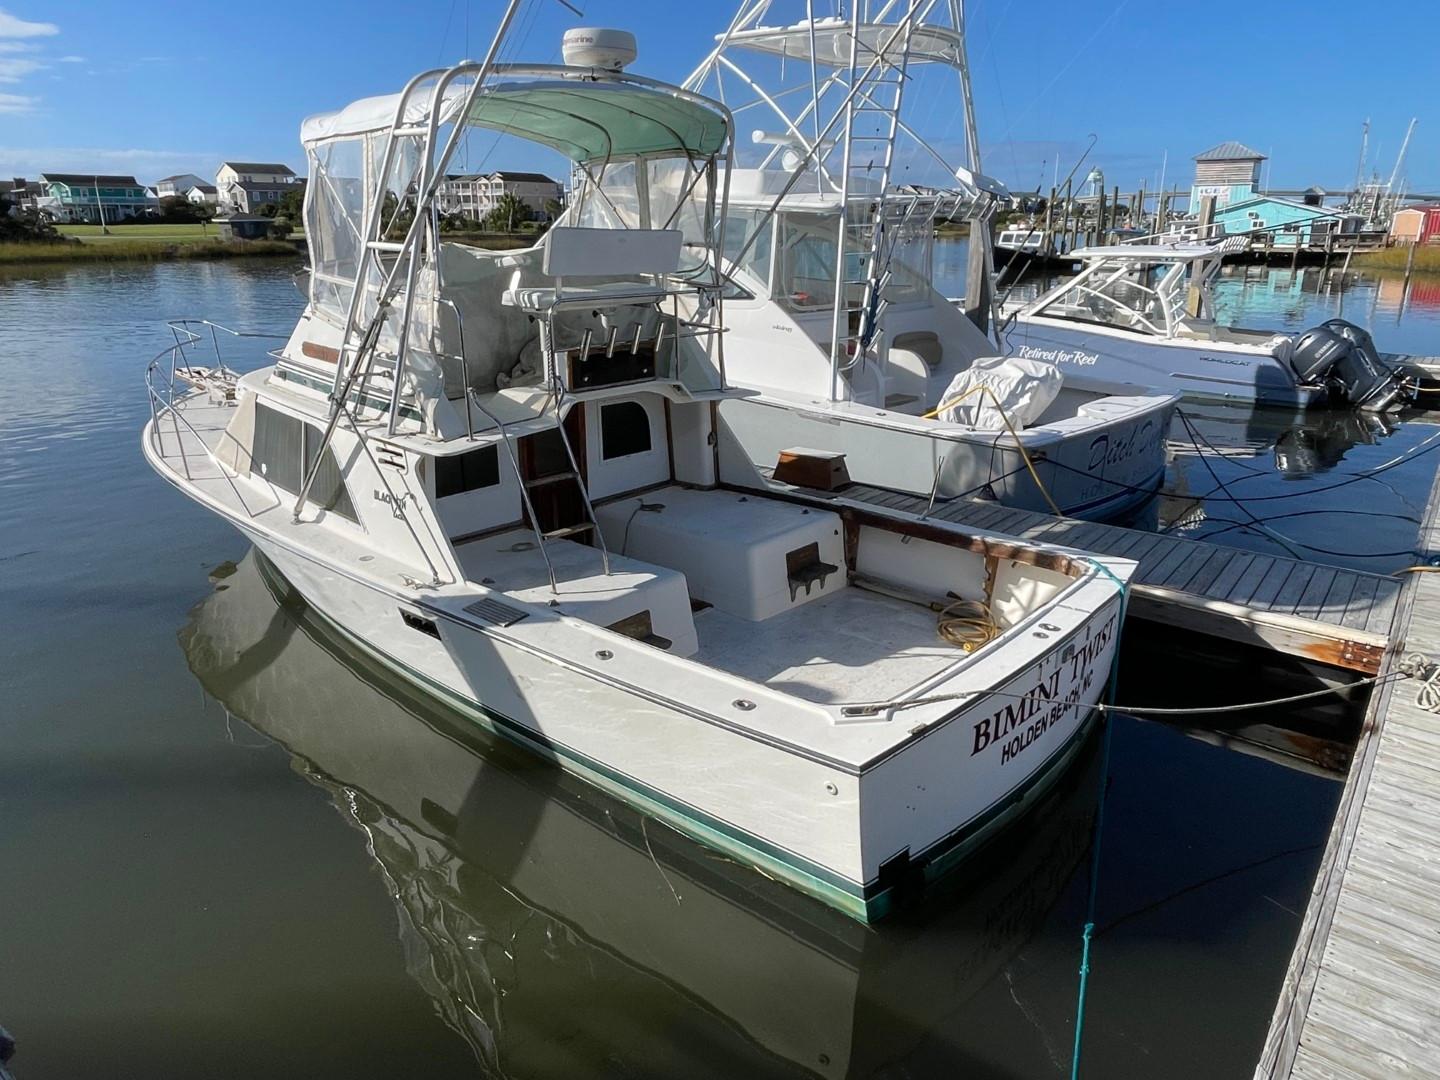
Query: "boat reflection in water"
180 551 1104 1078
1272 410 1400 478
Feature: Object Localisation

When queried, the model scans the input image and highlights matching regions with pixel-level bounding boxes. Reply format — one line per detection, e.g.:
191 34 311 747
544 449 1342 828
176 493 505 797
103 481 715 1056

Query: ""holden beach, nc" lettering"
969 613 1116 765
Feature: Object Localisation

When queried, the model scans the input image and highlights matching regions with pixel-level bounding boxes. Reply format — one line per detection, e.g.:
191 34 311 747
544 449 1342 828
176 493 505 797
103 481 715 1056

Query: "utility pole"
93 174 108 234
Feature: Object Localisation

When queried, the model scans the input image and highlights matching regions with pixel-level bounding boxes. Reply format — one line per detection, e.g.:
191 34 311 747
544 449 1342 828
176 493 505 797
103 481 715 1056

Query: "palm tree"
485 192 528 232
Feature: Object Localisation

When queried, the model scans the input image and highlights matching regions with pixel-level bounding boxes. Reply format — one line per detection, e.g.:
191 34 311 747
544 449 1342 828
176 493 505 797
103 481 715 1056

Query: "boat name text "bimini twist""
1016 345 1100 367
970 612 1117 765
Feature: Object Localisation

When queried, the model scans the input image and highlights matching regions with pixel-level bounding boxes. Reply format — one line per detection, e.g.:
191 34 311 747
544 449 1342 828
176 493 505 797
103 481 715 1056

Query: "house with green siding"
37 173 157 224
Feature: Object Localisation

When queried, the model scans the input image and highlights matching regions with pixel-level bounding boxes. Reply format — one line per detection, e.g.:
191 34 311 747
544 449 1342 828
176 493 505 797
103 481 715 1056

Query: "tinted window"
253 403 302 493
600 401 652 460
435 445 500 498
252 403 356 522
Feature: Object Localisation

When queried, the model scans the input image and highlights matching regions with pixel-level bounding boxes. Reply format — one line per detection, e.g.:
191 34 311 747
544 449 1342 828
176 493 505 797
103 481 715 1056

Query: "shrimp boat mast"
143 4 1132 922
685 1 1178 521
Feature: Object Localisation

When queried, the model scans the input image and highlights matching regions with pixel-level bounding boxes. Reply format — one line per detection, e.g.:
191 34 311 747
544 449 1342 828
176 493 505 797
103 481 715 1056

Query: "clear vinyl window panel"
252 404 358 522
721 208 773 293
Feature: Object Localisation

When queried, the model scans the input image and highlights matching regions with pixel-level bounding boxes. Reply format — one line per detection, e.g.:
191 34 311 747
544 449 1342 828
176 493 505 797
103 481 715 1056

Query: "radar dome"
562 28 637 71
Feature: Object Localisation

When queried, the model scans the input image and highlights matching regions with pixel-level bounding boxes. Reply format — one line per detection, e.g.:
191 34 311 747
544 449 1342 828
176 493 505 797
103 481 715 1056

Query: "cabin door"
517 405 589 539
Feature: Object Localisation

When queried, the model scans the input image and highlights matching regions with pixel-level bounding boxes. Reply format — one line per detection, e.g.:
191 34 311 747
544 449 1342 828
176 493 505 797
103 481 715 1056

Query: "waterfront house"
0 177 43 213
1212 194 1360 246
186 184 219 207
1190 143 1362 247
215 161 299 213
436 170 563 222
36 173 157 224
155 173 208 199
1390 204 1440 245
1190 141 1266 209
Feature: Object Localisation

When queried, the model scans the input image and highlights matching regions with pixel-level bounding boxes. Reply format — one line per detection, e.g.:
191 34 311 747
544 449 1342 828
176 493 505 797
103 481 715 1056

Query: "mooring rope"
1069 559 1128 1080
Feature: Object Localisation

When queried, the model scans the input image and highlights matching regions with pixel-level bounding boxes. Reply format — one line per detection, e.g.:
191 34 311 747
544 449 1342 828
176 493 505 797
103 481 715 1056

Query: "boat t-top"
682 2 1178 521
1000 237 1429 411
143 7 1131 922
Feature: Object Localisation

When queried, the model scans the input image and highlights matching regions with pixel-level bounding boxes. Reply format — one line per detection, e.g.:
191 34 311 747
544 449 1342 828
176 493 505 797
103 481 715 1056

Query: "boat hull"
1007 316 1324 409
717 394 1170 521
227 519 1114 923
142 410 1121 923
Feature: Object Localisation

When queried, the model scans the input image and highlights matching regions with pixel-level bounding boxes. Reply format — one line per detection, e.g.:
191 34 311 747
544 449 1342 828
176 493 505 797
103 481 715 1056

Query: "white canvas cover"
935 356 1064 431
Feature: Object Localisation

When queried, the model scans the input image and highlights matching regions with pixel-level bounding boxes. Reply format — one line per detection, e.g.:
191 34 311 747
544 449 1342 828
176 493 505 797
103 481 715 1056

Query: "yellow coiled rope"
937 597 1000 652
922 382 1065 517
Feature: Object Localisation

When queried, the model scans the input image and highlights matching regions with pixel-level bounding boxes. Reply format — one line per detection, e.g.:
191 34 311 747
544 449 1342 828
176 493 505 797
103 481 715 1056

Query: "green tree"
279 186 305 223
156 195 212 224
543 196 563 222
483 192 528 232
256 202 279 218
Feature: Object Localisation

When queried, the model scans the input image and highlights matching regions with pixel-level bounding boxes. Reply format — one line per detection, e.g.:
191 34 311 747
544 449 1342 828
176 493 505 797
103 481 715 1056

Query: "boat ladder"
829 2 920 382
467 389 612 595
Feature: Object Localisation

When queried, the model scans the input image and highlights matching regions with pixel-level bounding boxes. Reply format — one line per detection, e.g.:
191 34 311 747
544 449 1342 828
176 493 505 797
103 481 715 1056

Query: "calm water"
7 254 1438 1078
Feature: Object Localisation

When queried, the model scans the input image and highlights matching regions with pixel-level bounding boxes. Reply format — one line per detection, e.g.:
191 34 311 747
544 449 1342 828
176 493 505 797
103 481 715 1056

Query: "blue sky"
1 1 1435 197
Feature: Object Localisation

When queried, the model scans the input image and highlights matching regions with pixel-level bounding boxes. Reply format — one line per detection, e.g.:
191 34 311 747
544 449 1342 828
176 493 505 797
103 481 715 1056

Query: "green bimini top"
468 80 728 161
301 77 728 162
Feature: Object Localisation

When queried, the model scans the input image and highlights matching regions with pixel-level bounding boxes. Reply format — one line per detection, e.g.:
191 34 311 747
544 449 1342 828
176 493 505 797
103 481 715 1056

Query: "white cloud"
57 54 83 63
0 9 57 39
0 91 37 113
0 56 41 82
0 40 35 52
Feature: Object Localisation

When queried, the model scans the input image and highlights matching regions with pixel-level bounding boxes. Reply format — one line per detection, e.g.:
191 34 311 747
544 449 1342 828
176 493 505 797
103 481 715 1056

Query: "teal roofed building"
37 173 157 224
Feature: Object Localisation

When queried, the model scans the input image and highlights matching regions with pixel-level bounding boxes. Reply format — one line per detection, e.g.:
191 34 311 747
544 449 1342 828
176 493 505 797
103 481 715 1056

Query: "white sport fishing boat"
684 4 1179 521
142 11 1130 922
181 548 1103 1076
1000 238 1432 410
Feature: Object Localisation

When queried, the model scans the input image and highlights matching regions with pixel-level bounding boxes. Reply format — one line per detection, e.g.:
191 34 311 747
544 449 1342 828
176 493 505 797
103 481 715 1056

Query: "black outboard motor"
1288 325 1348 383
1322 319 1408 412
1286 319 1408 411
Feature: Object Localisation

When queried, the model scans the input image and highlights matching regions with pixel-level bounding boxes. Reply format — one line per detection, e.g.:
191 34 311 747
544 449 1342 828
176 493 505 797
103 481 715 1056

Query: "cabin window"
778 212 843 311
252 403 357 522
600 401 652 460
253 402 302 493
722 208 773 290
435 445 500 498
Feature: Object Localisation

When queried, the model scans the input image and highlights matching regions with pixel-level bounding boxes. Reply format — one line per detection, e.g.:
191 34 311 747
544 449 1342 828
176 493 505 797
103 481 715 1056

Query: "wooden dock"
1255 468 1440 1079
808 483 1402 675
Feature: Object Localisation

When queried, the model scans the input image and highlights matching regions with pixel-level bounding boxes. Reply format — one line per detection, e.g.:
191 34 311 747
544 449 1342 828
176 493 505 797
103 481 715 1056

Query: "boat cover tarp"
936 356 1063 431
302 80 727 161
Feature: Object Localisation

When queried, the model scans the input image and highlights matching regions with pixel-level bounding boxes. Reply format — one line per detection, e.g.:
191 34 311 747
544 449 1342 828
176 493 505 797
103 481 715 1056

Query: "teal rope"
1071 559 1129 1080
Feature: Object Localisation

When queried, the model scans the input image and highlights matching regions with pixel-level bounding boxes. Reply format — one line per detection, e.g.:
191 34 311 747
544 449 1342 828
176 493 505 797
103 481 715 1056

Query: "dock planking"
775 482 1403 675
1255 465 1440 1080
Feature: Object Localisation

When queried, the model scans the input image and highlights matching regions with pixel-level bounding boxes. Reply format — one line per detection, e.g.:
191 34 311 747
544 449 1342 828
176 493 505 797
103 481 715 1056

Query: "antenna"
1352 118 1369 199
1385 117 1417 198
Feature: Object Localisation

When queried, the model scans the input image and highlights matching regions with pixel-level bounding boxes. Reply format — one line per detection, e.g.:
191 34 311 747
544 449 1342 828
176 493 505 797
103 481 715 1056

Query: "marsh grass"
0 240 299 264
1354 246 1440 273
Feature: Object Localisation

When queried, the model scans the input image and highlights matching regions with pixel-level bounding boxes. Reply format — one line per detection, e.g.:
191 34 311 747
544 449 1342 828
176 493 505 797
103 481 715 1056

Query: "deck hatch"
463 597 530 628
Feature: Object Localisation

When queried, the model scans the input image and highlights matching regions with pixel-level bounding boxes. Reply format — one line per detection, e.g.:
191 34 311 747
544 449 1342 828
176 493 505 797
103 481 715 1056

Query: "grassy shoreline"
1354 246 1440 273
0 239 299 265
